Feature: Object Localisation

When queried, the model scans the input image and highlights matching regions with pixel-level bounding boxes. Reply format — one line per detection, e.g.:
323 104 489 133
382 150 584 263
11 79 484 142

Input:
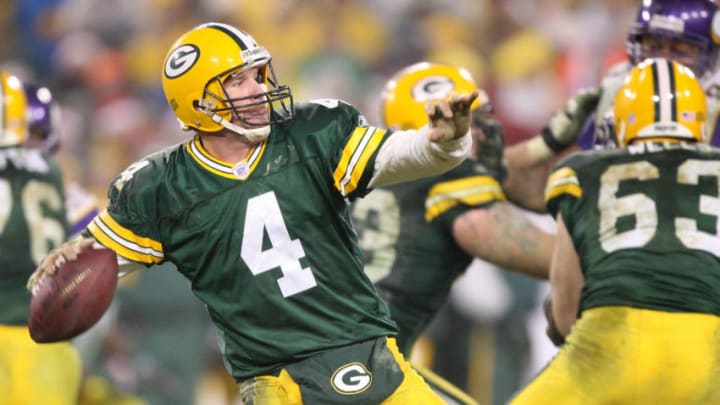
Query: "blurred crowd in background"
1 0 640 404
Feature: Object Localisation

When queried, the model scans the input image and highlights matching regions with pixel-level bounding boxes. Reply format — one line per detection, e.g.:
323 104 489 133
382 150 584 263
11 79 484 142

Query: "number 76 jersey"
545 142 720 316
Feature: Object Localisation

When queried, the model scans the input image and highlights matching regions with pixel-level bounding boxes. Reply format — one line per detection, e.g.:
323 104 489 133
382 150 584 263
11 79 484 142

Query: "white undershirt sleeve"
369 127 471 188
117 255 144 278
93 240 144 278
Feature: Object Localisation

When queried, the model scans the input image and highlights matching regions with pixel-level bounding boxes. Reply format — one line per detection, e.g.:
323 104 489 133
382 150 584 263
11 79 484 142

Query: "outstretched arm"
503 144 577 213
369 91 479 187
452 202 554 279
476 87 600 212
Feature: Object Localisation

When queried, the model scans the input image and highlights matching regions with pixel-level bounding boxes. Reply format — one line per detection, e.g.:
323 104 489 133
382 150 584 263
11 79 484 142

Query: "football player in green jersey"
497 1 720 214
23 83 101 238
510 58 720 404
28 22 479 404
351 62 555 405
0 71 81 404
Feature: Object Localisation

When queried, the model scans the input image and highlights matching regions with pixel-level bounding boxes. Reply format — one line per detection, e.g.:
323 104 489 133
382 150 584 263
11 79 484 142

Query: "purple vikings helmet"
24 84 61 153
627 0 720 78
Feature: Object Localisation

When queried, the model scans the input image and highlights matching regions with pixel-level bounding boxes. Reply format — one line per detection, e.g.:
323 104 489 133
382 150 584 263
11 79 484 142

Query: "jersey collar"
185 135 267 180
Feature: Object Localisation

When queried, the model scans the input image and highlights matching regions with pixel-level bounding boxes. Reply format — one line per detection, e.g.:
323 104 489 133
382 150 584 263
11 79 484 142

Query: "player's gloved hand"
426 90 480 143
26 238 95 294
543 295 566 347
541 86 601 152
472 116 507 183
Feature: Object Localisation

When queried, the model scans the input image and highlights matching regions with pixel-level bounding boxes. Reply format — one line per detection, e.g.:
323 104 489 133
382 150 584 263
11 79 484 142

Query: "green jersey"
0 147 67 325
545 141 720 315
87 100 398 380
351 159 505 354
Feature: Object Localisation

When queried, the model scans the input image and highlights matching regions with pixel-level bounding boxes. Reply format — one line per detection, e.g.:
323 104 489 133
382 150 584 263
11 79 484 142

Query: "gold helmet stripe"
202 22 253 50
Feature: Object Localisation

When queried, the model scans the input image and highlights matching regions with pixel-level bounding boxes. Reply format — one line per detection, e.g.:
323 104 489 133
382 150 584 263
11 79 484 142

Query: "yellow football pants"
0 324 82 405
510 306 720 405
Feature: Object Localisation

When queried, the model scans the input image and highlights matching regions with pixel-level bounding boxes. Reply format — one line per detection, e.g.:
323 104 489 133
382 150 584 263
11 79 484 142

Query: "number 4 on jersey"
241 191 317 297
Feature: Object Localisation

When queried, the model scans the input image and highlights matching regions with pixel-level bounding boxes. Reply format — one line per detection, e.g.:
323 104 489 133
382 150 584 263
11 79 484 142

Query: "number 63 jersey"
545 141 720 315
87 100 398 380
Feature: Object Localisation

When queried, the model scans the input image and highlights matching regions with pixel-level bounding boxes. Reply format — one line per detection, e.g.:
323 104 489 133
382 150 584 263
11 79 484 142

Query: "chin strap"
198 103 271 143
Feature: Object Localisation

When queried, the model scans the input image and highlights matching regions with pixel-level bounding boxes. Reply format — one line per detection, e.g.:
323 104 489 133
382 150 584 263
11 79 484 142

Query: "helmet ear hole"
195 99 216 111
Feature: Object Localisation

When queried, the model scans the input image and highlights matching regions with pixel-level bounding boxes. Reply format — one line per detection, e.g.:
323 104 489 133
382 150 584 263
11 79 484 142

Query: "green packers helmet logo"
411 75 455 102
164 44 200 79
330 362 372 395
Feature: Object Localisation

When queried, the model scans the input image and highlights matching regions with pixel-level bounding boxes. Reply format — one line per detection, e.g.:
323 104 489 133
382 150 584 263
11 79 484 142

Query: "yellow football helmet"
614 58 707 146
381 62 489 130
0 71 28 147
161 22 293 141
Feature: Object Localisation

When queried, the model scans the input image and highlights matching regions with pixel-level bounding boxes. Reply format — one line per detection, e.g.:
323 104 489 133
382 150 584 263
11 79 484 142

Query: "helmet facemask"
628 31 712 77
198 62 294 143
625 0 720 80
162 22 296 143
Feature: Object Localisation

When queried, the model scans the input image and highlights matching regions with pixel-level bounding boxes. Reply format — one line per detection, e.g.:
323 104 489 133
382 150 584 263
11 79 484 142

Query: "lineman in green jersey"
352 63 554 405
0 71 81 404
28 22 478 404
511 58 720 404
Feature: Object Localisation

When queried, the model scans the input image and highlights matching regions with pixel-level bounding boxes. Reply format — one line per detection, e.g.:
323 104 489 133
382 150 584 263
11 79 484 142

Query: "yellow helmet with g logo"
161 22 293 141
614 58 707 146
0 71 28 147
381 62 489 130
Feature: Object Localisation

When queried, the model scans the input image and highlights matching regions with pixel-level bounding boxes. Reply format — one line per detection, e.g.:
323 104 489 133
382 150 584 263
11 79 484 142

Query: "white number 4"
241 191 317 297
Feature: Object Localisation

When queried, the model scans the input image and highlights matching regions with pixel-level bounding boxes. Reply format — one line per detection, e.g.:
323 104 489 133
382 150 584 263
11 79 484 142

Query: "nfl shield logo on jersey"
233 162 250 179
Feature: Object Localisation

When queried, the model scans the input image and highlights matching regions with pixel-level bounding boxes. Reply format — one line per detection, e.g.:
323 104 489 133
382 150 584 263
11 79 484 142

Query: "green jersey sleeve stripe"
425 176 505 221
88 210 164 264
333 126 386 196
545 166 582 203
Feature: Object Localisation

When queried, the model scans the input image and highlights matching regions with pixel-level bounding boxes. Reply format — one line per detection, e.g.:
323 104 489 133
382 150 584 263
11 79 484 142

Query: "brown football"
29 246 118 343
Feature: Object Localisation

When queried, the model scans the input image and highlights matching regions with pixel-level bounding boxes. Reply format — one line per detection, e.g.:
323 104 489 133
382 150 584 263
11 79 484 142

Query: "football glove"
541 86 601 152
473 116 507 183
